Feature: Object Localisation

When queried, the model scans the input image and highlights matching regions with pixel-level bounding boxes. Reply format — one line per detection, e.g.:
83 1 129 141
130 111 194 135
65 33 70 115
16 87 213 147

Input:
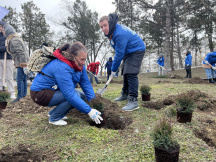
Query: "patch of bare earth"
0 144 60 162
142 89 216 148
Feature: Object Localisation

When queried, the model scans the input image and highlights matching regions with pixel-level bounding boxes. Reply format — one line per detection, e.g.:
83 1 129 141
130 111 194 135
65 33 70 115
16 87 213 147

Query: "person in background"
30 42 103 125
156 53 164 76
87 61 100 84
185 51 192 78
0 21 16 99
99 14 145 111
0 21 29 103
105 57 113 80
202 51 216 83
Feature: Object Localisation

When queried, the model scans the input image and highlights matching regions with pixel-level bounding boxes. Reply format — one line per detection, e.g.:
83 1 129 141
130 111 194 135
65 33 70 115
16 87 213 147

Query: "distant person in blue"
156 53 164 76
202 51 216 83
99 14 145 111
105 57 113 80
185 51 192 78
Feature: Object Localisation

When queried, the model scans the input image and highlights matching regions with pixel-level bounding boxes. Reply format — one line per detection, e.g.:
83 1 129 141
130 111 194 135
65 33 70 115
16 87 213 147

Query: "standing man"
87 61 100 84
0 21 16 99
99 14 145 111
105 57 113 80
0 21 29 103
185 51 192 78
156 53 164 76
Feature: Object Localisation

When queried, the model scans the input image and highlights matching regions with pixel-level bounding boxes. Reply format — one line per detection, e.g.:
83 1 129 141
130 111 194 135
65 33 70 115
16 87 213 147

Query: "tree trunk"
164 0 171 73
176 24 183 68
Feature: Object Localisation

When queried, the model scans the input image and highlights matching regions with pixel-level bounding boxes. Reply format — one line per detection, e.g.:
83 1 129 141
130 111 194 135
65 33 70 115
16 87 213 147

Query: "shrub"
0 91 10 102
164 106 177 118
151 118 178 150
176 94 196 113
140 85 151 95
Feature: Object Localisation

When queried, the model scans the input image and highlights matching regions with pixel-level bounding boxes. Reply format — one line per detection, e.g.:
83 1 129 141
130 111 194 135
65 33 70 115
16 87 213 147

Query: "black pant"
122 74 138 98
107 70 111 80
186 69 191 78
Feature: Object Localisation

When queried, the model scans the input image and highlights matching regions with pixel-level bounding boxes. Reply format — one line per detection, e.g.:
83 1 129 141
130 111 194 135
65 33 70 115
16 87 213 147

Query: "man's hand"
88 109 103 124
205 60 209 64
23 68 29 75
187 64 189 66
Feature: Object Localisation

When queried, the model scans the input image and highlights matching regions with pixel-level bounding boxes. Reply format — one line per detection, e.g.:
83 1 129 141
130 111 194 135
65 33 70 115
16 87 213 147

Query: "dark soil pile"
157 80 180 84
3 95 132 130
110 80 123 84
194 117 216 148
142 89 216 112
0 144 60 162
170 75 183 79
183 77 209 84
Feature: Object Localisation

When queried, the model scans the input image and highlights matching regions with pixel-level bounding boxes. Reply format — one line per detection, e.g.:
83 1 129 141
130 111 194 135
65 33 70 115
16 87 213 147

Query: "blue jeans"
89 72 98 84
16 67 27 99
205 68 216 79
48 89 86 122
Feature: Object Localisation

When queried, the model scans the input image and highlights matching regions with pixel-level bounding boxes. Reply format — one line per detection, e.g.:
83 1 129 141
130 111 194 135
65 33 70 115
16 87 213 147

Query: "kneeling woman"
30 42 103 125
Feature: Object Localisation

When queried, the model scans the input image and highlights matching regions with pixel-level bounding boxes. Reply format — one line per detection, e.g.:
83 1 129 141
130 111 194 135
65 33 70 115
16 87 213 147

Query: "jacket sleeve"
79 67 95 101
9 39 28 65
87 63 91 70
0 46 6 53
53 65 92 114
111 34 129 72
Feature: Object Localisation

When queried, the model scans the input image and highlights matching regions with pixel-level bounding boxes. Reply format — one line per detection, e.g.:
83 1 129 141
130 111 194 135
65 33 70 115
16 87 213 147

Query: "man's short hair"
99 16 109 23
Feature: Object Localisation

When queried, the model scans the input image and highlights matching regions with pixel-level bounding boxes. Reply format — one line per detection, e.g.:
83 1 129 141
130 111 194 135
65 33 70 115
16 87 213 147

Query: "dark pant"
186 69 191 78
107 70 111 80
122 74 138 98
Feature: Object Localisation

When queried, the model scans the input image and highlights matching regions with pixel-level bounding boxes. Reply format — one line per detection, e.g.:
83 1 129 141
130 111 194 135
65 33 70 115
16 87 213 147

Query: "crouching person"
30 42 103 125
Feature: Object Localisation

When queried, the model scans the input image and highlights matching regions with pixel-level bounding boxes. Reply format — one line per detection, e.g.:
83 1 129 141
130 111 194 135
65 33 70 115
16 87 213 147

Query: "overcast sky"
1 0 116 29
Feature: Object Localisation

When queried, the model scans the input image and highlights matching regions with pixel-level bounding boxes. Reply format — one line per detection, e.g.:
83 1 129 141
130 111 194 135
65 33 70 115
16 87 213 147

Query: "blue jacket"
203 51 216 66
185 53 192 66
109 24 145 72
30 59 95 114
157 57 164 66
0 32 12 60
105 57 113 72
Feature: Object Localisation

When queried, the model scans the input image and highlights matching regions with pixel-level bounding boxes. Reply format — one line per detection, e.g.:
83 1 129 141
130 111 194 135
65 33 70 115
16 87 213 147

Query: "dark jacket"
0 32 12 60
105 57 113 72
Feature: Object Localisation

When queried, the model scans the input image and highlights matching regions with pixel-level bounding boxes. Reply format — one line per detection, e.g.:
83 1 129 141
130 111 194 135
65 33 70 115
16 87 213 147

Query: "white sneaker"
47 114 68 120
49 120 67 125
10 94 16 99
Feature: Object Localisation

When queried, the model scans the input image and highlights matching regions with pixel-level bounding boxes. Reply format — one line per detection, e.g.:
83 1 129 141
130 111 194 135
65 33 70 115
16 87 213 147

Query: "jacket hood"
95 61 100 65
4 24 16 38
186 51 191 56
106 14 118 38
0 21 7 27
109 57 112 61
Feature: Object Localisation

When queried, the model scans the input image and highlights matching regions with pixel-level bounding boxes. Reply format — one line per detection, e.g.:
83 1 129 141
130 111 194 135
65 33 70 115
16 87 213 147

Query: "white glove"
23 68 29 75
88 109 103 124
111 71 116 77
212 67 216 70
205 60 209 64
187 64 189 66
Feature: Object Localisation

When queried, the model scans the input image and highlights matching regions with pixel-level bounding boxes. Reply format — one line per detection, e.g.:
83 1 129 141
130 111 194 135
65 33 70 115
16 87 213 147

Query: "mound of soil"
170 75 183 79
194 118 216 148
2 94 132 130
110 80 123 84
157 80 180 84
183 77 209 84
142 89 216 112
0 144 60 162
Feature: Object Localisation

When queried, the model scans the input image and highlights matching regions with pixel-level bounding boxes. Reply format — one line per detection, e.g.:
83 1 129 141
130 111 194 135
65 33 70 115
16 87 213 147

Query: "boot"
209 78 215 83
213 78 216 82
114 92 128 101
122 97 139 111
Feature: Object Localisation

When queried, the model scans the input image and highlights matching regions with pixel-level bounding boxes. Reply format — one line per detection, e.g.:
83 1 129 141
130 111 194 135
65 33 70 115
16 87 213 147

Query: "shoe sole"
48 114 68 120
122 107 139 112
